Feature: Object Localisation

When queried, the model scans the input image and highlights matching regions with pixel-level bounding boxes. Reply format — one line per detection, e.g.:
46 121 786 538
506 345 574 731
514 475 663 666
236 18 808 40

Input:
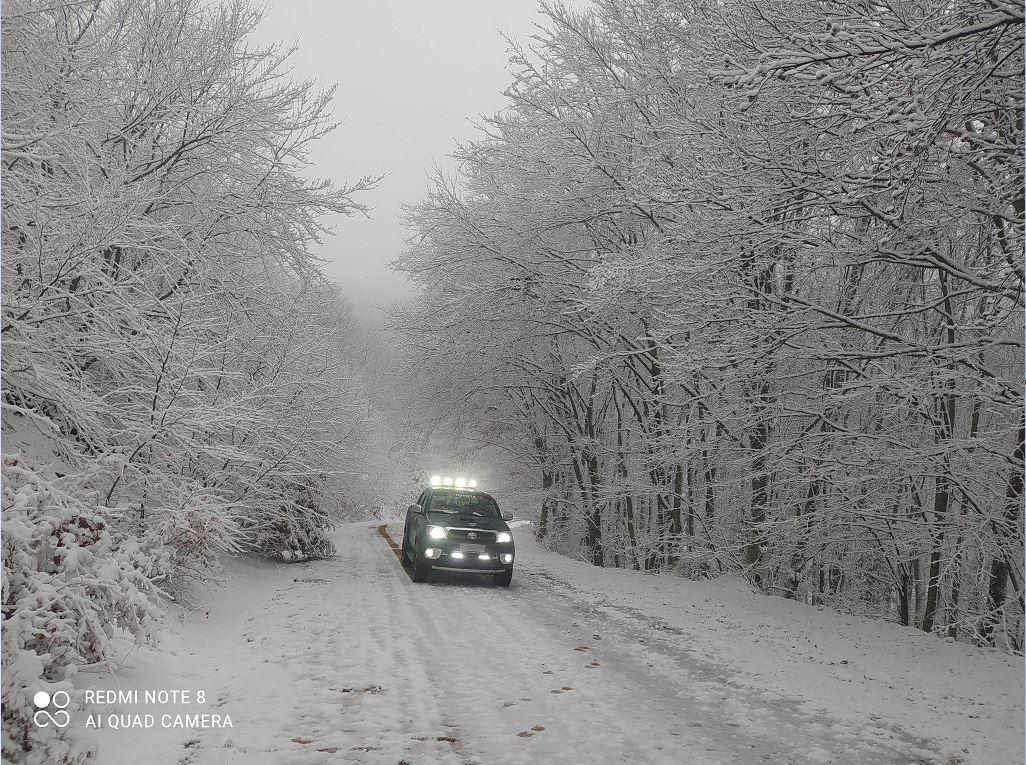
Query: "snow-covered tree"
2 1 375 761
392 0 1024 650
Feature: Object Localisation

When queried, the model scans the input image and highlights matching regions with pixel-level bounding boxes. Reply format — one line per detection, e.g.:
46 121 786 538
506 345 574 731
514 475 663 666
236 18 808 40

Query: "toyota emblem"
467 532 477 539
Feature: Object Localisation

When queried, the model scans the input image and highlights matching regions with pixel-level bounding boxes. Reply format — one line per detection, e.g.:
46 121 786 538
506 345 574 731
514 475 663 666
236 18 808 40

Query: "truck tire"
411 547 432 583
493 567 513 587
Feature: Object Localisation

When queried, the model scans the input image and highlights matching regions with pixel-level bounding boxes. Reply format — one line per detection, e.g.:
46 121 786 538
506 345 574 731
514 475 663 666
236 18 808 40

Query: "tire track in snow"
377 524 743 763
511 558 940 764
305 523 466 764
377 523 938 764
177 523 940 765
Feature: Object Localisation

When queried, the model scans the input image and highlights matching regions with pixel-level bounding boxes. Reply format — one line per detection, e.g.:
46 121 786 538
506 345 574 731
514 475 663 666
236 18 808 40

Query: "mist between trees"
1 1 382 761
391 0 1024 653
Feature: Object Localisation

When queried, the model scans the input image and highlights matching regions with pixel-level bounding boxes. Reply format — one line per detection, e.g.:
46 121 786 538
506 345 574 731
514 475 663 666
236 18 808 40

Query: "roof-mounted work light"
428 474 479 490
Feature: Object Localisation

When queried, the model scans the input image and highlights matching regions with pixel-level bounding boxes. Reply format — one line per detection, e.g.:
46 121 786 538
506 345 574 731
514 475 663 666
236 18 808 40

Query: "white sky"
251 1 555 322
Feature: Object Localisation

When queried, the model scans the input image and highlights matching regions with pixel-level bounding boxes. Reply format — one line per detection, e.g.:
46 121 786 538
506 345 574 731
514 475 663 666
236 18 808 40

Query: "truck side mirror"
501 511 513 522
408 503 423 515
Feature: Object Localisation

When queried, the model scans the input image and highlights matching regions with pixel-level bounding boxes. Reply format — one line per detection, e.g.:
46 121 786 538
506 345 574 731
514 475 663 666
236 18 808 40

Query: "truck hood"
425 512 509 533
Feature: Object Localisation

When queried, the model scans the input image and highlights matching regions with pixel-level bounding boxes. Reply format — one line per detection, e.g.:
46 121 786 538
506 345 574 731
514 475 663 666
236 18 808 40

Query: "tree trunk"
980 419 1025 645
746 381 770 586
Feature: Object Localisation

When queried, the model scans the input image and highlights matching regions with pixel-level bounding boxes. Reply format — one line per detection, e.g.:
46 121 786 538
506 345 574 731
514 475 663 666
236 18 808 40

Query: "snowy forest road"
360 526 931 765
93 522 1021 765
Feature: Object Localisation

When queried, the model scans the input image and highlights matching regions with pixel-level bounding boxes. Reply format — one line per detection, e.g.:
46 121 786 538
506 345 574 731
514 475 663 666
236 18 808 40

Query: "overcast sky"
251 1 555 323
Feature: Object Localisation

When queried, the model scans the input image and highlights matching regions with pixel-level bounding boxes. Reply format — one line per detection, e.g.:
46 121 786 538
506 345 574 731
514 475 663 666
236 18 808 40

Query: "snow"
515 535 1024 765
74 522 1022 764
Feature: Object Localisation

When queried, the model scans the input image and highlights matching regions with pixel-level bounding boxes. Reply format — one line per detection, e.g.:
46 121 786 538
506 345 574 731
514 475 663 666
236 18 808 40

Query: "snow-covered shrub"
108 500 241 602
243 483 336 563
1 456 158 764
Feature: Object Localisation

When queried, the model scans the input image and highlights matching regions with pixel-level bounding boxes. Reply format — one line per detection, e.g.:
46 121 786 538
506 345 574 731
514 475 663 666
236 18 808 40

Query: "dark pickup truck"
401 486 515 586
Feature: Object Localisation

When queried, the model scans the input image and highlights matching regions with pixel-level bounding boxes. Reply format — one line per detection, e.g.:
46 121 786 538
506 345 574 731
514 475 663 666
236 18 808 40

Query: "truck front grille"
447 528 497 543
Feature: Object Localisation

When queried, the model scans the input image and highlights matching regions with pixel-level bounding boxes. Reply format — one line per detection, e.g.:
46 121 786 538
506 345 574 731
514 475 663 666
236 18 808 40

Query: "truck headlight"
428 525 447 540
496 532 511 544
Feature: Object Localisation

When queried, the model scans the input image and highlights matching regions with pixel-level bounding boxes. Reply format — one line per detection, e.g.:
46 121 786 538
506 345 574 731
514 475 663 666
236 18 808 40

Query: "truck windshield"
428 491 500 518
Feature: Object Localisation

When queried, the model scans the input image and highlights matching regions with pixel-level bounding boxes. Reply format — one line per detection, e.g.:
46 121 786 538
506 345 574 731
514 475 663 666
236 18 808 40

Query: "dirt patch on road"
376 524 401 559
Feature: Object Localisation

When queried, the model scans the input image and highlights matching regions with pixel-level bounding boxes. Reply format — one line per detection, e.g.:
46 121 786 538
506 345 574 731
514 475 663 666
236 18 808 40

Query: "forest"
1 1 378 760
1 0 1023 763
393 0 1025 649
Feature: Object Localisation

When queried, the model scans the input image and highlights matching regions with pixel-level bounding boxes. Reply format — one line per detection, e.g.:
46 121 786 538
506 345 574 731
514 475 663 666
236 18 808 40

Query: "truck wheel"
493 567 513 587
411 547 431 582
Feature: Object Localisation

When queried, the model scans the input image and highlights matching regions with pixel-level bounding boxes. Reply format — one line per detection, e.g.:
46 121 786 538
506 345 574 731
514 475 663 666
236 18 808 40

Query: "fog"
251 0 552 322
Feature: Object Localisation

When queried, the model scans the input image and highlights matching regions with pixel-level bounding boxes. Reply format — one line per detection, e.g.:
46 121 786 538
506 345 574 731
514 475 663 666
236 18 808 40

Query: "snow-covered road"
86 522 1023 765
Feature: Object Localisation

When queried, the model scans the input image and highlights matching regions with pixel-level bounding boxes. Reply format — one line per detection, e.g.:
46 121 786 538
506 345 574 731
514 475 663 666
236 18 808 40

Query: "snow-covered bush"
117 503 241 601
244 483 336 563
1 456 158 764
